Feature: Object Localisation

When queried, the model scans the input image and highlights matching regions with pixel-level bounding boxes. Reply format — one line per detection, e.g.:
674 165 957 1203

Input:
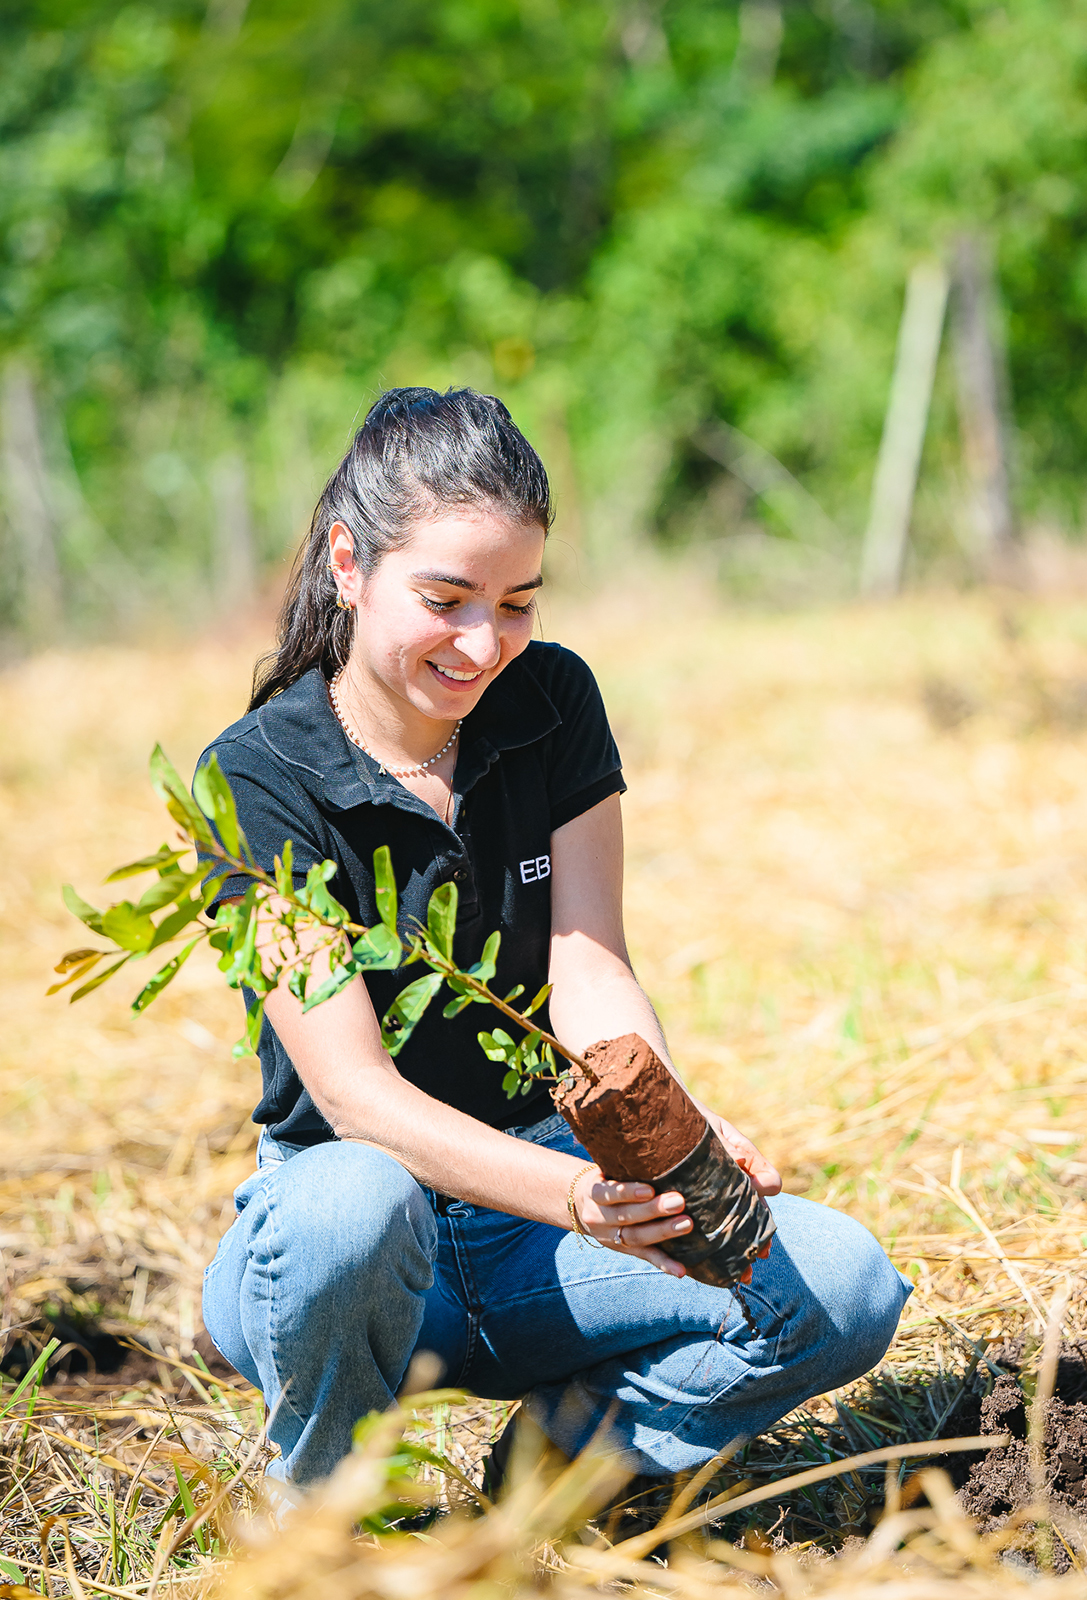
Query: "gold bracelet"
567 1162 602 1248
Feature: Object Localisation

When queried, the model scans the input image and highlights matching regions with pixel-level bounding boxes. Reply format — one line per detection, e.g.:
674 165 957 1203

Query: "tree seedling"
52 747 594 1096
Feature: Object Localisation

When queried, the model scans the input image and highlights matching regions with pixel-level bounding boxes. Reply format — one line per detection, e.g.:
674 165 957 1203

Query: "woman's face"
330 508 546 723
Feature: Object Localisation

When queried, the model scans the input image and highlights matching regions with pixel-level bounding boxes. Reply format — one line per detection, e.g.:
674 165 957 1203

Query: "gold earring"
328 562 352 610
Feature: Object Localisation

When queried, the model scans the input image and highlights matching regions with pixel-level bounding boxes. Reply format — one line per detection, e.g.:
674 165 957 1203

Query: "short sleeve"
543 650 626 832
195 737 328 908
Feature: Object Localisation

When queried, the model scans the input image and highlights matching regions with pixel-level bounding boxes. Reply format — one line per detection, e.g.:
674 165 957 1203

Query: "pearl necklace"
329 671 462 778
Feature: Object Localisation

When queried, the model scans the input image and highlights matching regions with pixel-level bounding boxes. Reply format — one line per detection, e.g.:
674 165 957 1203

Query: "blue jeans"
202 1112 910 1485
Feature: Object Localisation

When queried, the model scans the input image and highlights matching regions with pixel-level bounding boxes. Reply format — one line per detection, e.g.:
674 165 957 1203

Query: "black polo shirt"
196 642 626 1143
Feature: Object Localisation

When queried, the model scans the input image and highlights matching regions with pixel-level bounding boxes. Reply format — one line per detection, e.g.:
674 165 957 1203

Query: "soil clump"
562 1034 706 1179
555 1033 776 1288
941 1340 1087 1571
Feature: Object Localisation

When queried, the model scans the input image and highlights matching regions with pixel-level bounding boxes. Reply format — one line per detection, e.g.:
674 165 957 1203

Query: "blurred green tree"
3 0 1085 634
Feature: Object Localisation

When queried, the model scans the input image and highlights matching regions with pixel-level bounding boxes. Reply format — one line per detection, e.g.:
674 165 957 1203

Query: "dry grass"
2 575 1087 1594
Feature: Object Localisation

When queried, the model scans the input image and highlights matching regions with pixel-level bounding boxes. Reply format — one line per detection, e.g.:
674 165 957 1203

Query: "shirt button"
453 868 468 883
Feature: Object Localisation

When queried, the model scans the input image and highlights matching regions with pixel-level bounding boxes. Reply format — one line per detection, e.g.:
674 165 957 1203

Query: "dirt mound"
951 1342 1087 1568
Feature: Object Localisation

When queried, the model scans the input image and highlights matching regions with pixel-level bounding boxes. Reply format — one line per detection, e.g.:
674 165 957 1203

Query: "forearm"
548 937 731 1124
325 1061 584 1226
548 935 677 1073
261 972 585 1225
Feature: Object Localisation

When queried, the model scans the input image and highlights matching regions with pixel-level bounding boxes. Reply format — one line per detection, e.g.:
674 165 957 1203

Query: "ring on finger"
613 1226 624 1247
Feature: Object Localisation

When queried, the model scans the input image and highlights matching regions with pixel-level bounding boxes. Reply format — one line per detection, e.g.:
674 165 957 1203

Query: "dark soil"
2 1308 240 1391
936 1339 1087 1570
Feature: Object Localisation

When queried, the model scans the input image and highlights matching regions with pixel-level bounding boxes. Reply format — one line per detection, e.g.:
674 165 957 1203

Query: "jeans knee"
768 1196 909 1390
817 1224 909 1382
255 1141 436 1298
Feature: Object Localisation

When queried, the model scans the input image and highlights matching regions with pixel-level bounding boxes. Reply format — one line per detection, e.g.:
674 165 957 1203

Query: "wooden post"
729 0 783 91
0 360 62 639
860 260 949 596
950 232 1017 573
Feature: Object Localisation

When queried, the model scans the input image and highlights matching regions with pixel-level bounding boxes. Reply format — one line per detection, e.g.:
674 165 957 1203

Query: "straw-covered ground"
1 577 1086 1597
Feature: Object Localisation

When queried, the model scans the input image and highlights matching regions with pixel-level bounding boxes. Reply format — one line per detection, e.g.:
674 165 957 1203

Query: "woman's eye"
420 594 535 617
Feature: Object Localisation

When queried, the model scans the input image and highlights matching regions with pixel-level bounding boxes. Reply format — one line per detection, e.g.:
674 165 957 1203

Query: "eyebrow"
410 570 544 595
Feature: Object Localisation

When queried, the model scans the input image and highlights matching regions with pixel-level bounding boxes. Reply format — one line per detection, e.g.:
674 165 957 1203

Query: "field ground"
2 578 1087 1595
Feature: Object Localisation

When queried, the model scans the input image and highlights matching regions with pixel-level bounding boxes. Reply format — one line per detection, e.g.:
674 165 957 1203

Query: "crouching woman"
199 386 910 1488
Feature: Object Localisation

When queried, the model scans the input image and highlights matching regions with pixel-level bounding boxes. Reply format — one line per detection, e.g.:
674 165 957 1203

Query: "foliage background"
2 0 1087 636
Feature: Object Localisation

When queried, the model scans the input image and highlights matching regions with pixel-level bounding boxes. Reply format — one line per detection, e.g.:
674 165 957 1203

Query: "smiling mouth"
430 662 483 683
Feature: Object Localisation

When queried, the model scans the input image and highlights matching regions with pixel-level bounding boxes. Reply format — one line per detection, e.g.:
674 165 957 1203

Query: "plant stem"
170 839 600 1083
423 949 593 1078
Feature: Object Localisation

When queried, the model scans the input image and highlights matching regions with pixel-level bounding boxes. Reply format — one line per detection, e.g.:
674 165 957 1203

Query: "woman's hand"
571 1168 696 1277
701 1115 779 1270
704 1113 782 1197
570 1110 780 1281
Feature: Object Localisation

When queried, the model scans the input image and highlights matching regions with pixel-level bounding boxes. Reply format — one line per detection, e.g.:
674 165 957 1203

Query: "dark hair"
249 386 552 709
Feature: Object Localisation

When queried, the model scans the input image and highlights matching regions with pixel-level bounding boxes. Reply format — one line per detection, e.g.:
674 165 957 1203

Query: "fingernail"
673 1218 692 1232
661 1195 683 1213
634 1186 653 1199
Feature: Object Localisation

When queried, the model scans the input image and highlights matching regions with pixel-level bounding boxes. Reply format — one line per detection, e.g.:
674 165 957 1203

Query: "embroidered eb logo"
519 855 551 884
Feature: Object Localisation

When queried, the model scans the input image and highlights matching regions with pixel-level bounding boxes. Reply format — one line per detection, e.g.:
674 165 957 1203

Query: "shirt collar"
256 652 561 813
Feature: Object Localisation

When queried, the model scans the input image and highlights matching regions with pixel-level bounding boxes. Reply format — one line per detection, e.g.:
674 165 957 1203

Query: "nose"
451 613 502 671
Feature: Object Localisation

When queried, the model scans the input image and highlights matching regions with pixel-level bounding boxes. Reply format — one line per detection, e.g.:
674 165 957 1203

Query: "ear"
328 521 361 607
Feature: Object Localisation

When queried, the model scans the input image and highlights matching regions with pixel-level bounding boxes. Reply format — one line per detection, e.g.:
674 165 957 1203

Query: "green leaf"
442 993 472 1019
0 1557 24 1582
381 972 443 1056
373 845 398 934
148 894 207 950
426 880 457 960
298 859 346 922
131 937 202 1012
274 839 295 898
105 845 187 882
215 885 263 989
523 983 552 1017
62 883 105 936
192 756 234 853
233 1000 265 1058
502 1069 520 1097
352 922 402 970
69 955 131 1002
193 752 249 863
209 893 248 954
173 1463 206 1554
200 865 233 909
503 984 525 1003
301 957 361 1011
478 1027 516 1063
135 864 206 915
470 930 501 984
101 902 157 953
150 745 215 849
0 1337 60 1420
